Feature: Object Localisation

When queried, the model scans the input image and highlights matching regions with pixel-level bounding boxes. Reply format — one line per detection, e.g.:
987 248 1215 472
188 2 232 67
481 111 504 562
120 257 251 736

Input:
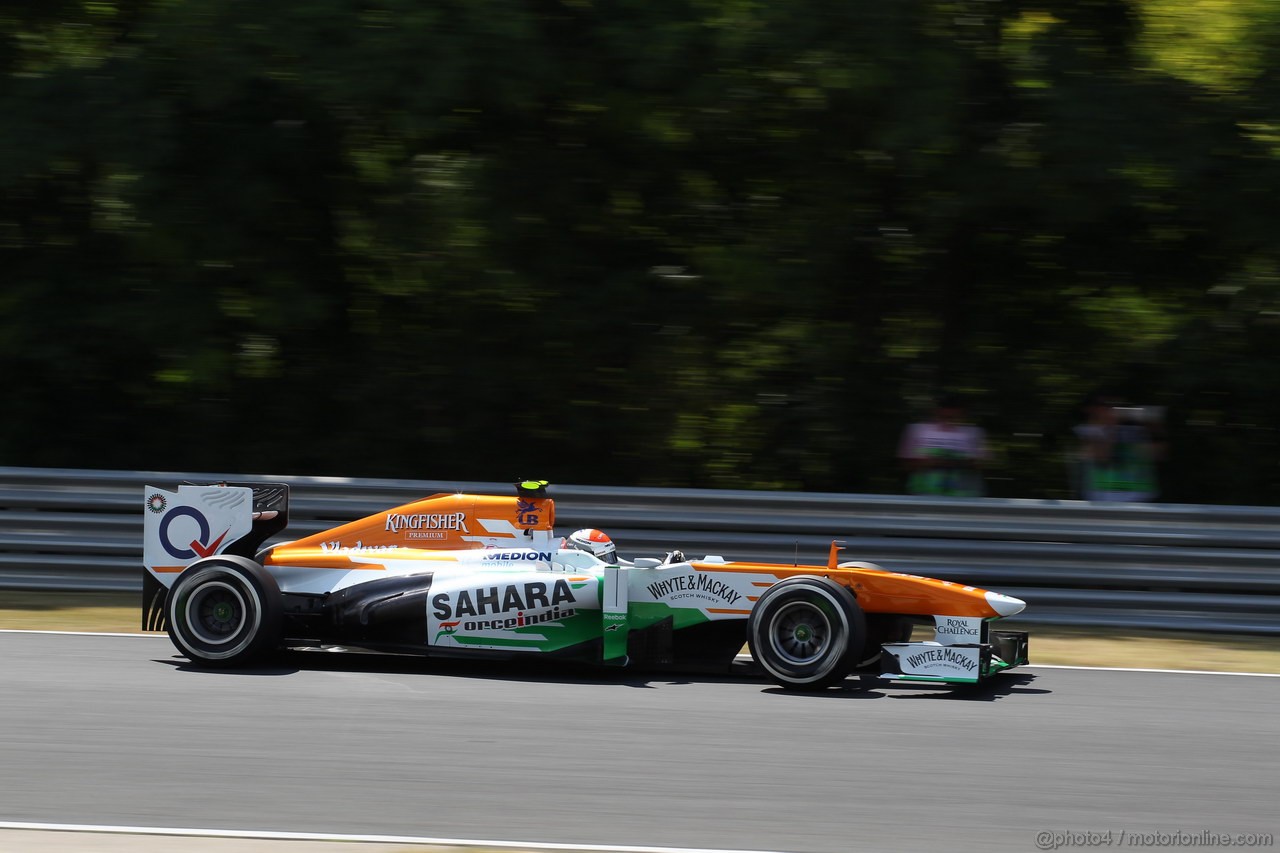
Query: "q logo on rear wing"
143 485 256 581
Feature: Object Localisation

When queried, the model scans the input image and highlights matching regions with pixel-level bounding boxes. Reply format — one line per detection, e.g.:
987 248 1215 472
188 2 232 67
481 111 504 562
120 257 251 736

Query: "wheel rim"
185 580 248 646
768 600 835 666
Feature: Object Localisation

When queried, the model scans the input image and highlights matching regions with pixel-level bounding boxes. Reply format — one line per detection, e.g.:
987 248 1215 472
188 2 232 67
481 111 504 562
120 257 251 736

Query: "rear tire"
748 576 866 690
166 556 282 667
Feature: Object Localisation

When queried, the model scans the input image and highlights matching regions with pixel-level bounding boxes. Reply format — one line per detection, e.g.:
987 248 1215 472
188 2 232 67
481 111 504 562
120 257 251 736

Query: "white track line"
5 632 1278 677
742 652 1280 678
0 629 158 638
1027 663 1280 678
0 821 787 853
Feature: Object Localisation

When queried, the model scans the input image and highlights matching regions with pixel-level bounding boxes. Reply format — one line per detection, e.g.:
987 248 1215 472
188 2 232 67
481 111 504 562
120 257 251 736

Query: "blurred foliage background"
3 0 1280 501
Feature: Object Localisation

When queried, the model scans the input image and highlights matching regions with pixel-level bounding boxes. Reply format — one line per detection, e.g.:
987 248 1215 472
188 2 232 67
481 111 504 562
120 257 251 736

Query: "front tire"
748 576 866 690
166 556 282 667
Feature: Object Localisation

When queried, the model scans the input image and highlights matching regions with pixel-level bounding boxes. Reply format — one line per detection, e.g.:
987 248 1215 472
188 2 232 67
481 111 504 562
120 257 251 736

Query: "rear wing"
142 483 289 630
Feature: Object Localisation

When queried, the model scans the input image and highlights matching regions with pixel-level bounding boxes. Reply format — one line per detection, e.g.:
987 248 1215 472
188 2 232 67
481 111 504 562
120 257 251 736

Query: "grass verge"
3 590 1279 674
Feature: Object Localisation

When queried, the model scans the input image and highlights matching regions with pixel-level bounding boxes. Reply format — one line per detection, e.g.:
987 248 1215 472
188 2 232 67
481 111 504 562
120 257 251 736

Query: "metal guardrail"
2 466 1279 633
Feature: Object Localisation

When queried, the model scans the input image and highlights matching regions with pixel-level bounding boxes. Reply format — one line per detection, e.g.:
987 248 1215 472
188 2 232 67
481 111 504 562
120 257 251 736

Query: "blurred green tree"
3 0 1280 502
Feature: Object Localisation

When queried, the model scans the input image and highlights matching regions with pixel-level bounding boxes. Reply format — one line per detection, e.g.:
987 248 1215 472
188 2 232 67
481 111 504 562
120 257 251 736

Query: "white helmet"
563 528 617 563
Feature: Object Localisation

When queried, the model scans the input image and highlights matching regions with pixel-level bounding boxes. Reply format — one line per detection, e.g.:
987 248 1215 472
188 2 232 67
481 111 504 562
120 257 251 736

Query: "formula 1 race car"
142 481 1030 689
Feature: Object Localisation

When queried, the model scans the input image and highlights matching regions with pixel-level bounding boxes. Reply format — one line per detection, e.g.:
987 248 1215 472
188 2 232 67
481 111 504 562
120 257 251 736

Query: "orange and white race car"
143 481 1029 690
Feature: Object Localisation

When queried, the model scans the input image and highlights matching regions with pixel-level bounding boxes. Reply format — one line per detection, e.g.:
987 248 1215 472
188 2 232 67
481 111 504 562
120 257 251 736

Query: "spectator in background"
898 396 990 497
1073 396 1163 502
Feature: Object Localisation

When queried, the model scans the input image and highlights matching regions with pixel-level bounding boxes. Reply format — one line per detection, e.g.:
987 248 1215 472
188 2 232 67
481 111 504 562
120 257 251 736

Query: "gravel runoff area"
0 831 613 853
0 824 738 853
0 830 418 853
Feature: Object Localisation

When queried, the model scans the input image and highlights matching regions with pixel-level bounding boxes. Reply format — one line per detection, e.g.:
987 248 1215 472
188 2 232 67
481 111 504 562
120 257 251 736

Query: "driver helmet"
563 528 617 563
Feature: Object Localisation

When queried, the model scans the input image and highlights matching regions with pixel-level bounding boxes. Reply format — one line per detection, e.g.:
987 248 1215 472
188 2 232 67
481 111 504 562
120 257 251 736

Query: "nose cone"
985 590 1026 617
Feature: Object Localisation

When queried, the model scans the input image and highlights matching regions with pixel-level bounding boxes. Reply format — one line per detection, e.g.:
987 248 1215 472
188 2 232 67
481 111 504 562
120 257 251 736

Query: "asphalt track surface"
2 633 1278 853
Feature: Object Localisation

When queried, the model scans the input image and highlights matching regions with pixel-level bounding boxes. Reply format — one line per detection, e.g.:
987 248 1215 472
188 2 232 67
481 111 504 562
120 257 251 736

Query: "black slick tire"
166 556 282 667
748 576 867 690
